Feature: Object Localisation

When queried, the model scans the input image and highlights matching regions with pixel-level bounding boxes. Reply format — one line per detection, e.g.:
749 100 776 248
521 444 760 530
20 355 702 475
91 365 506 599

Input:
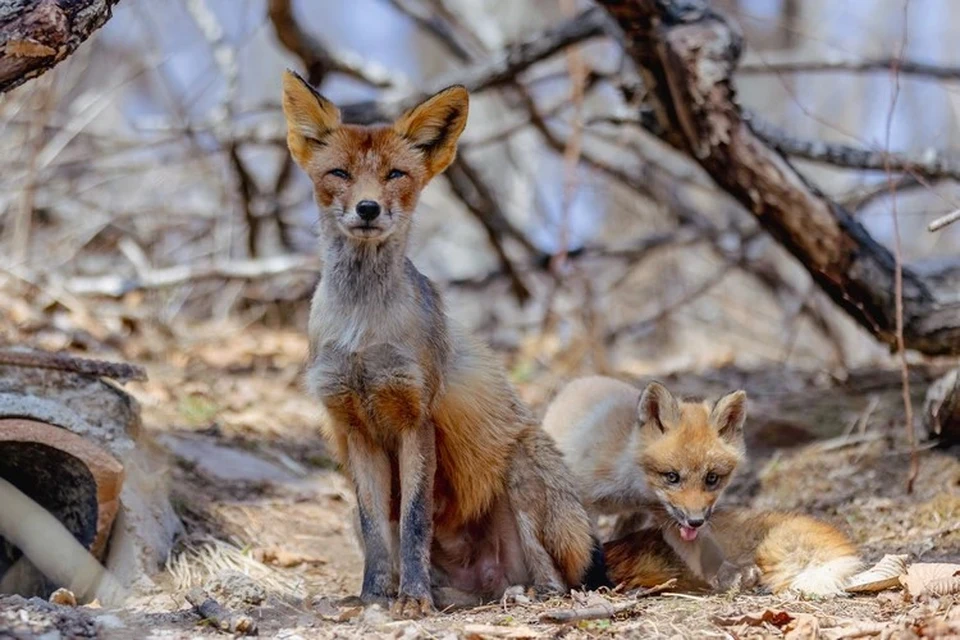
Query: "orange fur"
605 508 861 596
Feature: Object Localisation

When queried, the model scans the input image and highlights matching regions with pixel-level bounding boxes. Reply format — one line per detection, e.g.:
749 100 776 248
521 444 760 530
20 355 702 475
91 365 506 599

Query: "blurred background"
2 0 958 385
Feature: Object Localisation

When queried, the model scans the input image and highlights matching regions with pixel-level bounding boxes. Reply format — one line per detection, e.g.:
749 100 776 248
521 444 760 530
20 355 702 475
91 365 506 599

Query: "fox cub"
281 72 606 617
543 376 750 588
605 508 862 597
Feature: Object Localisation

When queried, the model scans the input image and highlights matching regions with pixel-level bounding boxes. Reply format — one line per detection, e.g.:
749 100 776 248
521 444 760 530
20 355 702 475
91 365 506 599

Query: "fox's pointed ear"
638 382 680 433
710 390 747 442
281 70 341 167
393 85 469 179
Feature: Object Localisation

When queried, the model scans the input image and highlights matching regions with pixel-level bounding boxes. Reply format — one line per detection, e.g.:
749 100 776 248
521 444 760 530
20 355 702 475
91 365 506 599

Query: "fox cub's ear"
281 70 341 167
710 390 747 441
637 381 680 433
393 85 469 179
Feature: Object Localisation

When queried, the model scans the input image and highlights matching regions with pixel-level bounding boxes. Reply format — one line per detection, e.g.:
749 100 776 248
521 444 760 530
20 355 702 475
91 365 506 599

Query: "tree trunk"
0 0 119 94
594 0 960 356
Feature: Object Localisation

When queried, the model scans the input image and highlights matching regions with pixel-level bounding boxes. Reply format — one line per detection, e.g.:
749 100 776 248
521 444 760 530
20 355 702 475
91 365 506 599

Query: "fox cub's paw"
713 561 762 593
391 593 435 619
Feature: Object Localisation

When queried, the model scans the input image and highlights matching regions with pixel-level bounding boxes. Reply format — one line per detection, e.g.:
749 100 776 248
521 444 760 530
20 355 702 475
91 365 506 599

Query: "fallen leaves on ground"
901 562 960 600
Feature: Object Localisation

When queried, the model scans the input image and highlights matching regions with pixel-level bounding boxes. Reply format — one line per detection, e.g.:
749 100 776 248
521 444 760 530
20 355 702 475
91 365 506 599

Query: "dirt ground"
2 322 959 639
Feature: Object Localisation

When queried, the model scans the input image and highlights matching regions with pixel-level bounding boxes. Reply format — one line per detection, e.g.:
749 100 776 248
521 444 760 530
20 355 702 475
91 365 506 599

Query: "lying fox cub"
605 508 862 596
282 73 607 617
544 376 861 596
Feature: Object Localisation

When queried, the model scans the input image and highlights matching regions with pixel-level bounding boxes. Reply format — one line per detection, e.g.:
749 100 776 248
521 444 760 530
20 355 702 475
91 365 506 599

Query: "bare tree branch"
267 0 399 88
382 0 476 62
339 7 609 125
738 57 960 81
745 113 960 181
0 0 119 94
596 0 960 356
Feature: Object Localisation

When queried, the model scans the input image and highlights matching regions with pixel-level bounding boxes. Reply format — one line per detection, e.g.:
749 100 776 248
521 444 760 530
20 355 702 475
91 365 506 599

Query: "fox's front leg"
392 421 436 618
347 433 396 606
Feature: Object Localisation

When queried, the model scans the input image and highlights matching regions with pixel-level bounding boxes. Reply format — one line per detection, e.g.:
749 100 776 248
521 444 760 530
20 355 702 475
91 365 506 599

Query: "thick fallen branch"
0 0 119 94
596 0 960 356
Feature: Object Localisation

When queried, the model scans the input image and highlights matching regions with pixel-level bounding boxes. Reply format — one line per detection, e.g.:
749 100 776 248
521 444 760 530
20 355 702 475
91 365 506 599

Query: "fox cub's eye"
705 472 719 487
387 169 407 181
663 471 680 484
328 169 351 180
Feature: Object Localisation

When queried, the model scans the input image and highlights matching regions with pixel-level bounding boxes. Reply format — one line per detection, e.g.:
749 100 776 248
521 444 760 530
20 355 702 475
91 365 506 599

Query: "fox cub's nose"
686 517 705 528
356 200 381 222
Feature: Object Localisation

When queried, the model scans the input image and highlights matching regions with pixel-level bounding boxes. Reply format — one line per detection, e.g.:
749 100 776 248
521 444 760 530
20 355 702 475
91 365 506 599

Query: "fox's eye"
387 169 407 181
705 472 719 487
328 169 351 180
663 471 680 484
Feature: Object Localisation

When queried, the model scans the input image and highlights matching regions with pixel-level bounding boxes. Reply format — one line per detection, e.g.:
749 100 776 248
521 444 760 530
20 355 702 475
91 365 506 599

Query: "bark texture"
0 0 119 94
595 0 960 356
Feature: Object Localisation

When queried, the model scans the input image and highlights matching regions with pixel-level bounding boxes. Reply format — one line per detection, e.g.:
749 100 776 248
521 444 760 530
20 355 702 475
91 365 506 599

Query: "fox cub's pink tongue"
680 526 699 541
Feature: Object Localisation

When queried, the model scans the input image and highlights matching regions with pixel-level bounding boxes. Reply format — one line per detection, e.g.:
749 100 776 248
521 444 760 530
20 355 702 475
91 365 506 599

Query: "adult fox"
281 72 607 617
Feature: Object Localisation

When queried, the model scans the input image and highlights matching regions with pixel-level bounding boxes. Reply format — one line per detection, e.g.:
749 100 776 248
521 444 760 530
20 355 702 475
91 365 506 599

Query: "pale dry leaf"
784 613 819 640
844 554 909 593
901 563 960 599
712 609 795 628
463 624 543 639
922 576 960 598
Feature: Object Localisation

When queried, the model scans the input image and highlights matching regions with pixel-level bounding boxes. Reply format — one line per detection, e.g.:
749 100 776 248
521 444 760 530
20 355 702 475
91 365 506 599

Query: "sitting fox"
281 72 607 617
543 376 752 588
604 508 861 597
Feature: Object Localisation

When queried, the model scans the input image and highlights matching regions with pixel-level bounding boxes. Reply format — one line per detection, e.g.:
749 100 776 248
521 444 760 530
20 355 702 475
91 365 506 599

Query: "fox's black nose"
356 200 381 222
686 517 705 528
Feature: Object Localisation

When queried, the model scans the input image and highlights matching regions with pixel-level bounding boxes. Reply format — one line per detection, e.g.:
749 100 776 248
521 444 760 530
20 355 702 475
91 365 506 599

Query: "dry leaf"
901 563 960 599
784 613 820 640
922 576 960 597
845 554 909 593
712 609 795 628
463 624 543 639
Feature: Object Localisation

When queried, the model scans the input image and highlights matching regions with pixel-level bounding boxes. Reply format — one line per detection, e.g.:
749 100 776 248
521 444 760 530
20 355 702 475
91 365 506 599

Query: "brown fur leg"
347 433 396 606
391 421 437 618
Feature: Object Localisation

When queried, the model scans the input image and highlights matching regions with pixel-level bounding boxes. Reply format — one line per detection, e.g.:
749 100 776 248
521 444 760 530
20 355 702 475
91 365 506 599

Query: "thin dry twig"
739 57 960 81
928 209 960 232
539 579 677 624
185 588 257 636
883 0 919 493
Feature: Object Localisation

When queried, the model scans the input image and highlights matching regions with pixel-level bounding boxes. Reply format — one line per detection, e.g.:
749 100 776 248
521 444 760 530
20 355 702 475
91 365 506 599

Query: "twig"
63 254 320 297
185 588 257 636
444 157 535 303
539 579 676 623
340 8 608 125
267 0 399 88
382 0 476 62
883 1 918 493
745 112 960 181
739 57 960 81
0 349 146 382
928 209 960 232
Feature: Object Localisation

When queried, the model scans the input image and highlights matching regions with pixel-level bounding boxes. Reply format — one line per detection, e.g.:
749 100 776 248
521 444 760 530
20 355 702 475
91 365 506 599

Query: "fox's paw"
713 561 762 593
390 593 435 619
